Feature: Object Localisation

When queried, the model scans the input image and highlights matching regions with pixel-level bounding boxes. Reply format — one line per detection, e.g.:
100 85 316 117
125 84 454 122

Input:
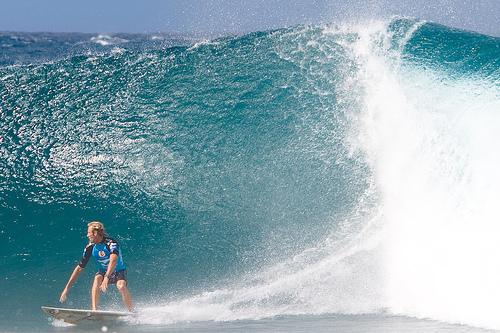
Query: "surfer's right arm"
59 244 93 303
59 265 83 302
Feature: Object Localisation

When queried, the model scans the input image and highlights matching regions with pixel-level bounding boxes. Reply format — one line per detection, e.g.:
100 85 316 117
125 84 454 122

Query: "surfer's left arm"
100 253 118 292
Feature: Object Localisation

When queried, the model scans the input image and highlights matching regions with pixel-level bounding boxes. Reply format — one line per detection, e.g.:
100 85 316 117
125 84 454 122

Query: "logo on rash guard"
98 251 106 257
109 242 117 252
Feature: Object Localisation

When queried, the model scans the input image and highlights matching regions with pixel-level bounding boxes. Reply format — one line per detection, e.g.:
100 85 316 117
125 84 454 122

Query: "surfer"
59 221 134 311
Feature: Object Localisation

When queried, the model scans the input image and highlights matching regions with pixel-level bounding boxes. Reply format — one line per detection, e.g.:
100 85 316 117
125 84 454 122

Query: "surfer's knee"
116 280 127 292
93 274 103 285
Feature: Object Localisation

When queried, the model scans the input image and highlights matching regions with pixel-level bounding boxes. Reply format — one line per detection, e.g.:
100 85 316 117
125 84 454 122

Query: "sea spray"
137 19 500 329
351 19 500 329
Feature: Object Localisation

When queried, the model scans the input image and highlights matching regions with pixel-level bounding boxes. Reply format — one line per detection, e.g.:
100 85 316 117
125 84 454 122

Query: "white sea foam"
187 39 218 51
90 34 128 46
350 19 500 330
50 318 74 327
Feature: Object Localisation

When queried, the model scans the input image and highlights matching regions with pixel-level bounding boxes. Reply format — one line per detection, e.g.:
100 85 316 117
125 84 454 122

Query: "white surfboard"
41 306 134 324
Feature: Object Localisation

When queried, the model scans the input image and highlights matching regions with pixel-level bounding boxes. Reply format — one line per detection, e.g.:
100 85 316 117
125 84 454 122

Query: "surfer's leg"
116 280 133 312
91 274 103 310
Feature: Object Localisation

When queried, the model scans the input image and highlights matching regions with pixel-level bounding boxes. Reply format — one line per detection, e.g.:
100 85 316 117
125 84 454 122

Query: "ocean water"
0 17 499 333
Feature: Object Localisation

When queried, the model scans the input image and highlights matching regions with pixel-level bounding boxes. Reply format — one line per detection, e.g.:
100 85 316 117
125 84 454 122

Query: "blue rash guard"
78 237 126 273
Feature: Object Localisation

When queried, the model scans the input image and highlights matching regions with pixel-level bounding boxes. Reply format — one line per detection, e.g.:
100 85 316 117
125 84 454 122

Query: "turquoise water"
1 17 499 332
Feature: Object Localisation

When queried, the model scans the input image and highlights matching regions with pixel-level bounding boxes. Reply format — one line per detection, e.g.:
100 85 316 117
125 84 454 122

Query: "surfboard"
41 306 134 324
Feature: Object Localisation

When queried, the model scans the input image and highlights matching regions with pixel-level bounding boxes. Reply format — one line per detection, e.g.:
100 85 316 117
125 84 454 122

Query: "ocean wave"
1 17 499 330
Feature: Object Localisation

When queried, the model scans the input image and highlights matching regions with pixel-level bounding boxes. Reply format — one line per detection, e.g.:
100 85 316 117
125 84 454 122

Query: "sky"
0 0 498 37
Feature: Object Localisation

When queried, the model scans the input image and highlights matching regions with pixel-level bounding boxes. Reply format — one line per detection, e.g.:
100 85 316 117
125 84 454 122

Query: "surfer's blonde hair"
87 221 106 236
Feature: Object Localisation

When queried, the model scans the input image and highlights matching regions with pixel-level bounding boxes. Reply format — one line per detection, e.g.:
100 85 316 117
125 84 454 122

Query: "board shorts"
96 269 127 284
